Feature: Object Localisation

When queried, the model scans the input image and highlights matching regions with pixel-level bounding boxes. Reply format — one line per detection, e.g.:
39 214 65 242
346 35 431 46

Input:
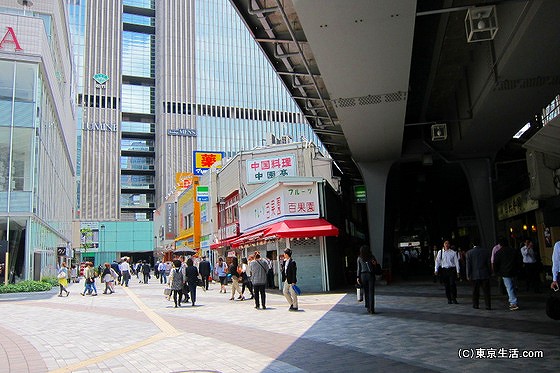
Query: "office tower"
0 0 76 280
68 0 324 226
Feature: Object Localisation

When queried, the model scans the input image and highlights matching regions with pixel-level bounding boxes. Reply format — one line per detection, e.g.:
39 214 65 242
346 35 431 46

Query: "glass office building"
0 0 76 281
66 0 324 259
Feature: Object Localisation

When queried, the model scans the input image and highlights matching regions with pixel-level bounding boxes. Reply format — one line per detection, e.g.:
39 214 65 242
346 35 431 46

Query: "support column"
460 159 497 250
358 161 393 266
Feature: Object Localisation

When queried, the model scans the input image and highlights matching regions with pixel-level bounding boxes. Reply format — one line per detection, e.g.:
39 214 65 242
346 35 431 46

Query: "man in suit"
281 248 298 311
199 256 211 290
466 244 492 310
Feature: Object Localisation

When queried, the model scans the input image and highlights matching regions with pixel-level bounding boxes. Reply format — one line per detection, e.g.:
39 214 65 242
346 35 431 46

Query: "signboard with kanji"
193 151 224 175
246 154 297 184
496 189 538 221
239 179 319 232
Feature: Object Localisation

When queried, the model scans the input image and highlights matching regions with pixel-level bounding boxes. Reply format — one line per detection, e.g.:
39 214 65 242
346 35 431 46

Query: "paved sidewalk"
0 278 558 373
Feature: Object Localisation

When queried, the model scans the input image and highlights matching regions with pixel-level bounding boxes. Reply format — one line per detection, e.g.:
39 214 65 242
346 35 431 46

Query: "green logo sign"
93 73 109 85
196 186 209 202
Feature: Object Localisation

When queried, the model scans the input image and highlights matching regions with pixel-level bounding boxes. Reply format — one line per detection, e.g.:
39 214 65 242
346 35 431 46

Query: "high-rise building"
0 0 76 281
67 0 325 259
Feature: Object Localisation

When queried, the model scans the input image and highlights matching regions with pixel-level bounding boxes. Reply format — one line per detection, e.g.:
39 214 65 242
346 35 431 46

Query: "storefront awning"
264 218 339 238
210 237 237 250
229 229 266 248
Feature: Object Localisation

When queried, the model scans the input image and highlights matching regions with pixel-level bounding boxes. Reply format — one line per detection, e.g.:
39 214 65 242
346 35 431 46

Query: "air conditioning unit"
526 150 560 199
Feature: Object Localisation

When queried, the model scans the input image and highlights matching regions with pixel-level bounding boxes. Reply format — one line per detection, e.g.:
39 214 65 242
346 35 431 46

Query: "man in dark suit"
281 248 298 311
199 256 211 290
466 245 492 310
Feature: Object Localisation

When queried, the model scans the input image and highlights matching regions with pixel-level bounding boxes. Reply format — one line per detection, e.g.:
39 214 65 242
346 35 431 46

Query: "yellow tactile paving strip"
47 286 180 373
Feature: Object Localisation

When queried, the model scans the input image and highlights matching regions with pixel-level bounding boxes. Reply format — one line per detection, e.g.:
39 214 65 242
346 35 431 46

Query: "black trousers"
242 280 253 296
266 269 275 288
524 263 540 292
440 267 458 301
172 289 183 306
187 283 197 304
200 273 210 290
253 284 266 307
360 272 375 313
472 278 491 308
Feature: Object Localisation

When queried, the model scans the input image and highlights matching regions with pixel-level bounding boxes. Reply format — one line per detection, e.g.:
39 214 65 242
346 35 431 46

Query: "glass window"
122 13 153 26
121 84 153 114
14 64 36 102
121 121 153 133
0 60 14 99
121 139 154 151
120 193 153 208
123 0 154 9
120 156 154 170
122 32 154 78
121 175 154 189
8 127 33 191
0 127 9 192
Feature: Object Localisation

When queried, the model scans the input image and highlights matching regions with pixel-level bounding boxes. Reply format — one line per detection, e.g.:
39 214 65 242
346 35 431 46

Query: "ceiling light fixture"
465 5 498 43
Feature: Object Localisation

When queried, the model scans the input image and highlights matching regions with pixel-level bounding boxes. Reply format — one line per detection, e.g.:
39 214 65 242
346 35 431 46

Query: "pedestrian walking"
141 261 151 284
249 251 268 309
101 263 118 294
552 240 560 290
214 257 228 293
81 262 98 296
241 257 254 299
185 258 199 306
119 258 131 287
111 261 121 285
198 256 211 290
357 245 377 314
229 257 244 301
465 244 492 310
168 259 184 308
281 248 298 311
520 239 541 293
57 262 70 297
434 240 460 304
158 261 168 284
494 238 522 311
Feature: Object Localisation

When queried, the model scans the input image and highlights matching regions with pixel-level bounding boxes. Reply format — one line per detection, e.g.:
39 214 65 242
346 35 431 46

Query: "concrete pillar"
460 159 497 250
357 161 393 265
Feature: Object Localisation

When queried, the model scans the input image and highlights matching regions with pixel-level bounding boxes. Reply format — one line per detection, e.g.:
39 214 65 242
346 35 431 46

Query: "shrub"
0 280 55 294
41 276 59 287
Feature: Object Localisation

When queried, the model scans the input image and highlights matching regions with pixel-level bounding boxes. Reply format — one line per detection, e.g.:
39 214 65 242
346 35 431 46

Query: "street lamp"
100 224 106 253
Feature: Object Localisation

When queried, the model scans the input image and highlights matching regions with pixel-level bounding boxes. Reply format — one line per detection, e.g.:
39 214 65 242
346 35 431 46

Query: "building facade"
0 0 76 281
67 0 325 262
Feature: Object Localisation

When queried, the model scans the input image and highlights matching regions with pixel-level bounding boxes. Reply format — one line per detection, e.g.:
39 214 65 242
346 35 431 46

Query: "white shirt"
552 241 560 282
284 259 291 276
120 261 131 272
435 249 459 274
520 245 536 264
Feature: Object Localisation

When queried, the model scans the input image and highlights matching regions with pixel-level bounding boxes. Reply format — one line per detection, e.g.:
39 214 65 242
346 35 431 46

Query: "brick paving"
0 278 558 372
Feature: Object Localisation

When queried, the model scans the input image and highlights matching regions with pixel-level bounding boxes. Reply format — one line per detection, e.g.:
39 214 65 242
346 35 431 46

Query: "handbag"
57 271 67 279
292 284 302 295
164 288 172 296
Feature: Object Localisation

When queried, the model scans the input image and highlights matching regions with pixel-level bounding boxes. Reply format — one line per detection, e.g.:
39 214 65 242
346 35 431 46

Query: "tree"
80 227 93 253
